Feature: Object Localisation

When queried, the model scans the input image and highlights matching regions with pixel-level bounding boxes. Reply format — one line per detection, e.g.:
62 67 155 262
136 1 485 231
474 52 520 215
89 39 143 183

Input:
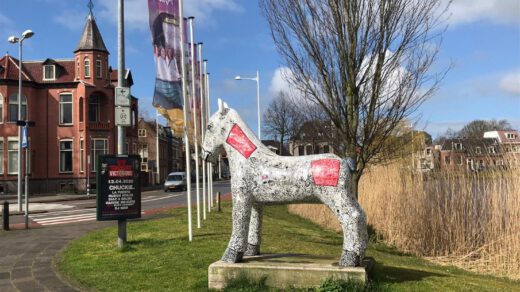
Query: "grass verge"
57 203 519 291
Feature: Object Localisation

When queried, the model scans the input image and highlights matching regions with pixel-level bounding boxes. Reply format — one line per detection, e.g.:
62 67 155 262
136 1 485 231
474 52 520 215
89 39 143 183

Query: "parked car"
164 172 187 192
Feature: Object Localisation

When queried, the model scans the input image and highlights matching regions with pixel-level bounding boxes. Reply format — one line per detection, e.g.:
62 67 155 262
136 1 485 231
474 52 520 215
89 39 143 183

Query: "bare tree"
260 0 450 198
263 91 305 155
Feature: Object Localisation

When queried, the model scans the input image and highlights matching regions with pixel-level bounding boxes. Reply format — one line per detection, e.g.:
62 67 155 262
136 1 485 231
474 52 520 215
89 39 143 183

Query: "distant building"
137 118 183 185
261 140 288 155
288 120 339 156
0 11 138 194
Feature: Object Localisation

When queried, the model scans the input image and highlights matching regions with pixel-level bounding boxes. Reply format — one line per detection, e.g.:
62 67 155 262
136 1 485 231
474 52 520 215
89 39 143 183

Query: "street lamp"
235 71 261 139
8 29 34 213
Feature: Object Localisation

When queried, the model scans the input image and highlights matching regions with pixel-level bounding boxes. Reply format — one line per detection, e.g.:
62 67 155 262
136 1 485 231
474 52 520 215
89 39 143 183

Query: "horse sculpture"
201 99 368 266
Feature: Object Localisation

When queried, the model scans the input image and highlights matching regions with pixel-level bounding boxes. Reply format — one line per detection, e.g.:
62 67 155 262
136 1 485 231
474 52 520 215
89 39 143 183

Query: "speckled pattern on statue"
201 99 368 267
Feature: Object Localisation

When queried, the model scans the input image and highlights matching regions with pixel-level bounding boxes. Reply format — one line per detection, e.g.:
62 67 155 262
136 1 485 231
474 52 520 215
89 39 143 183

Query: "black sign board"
96 155 141 221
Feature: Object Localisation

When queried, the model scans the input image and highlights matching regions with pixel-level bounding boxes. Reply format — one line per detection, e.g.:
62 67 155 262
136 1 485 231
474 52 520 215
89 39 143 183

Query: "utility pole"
117 0 126 248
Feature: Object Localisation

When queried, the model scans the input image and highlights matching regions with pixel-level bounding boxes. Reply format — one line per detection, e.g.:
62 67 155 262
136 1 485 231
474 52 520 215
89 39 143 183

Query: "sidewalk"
0 220 112 291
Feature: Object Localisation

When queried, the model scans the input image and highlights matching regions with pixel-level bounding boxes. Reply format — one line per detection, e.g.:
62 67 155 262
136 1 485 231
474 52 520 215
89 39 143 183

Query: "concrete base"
208 254 372 290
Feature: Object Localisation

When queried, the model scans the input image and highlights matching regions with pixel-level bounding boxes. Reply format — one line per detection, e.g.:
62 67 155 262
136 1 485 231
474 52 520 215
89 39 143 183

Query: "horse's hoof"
244 243 260 256
221 247 244 263
339 250 361 267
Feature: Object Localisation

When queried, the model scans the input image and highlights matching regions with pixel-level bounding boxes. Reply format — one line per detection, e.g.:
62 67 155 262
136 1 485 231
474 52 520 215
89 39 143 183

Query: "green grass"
57 203 520 291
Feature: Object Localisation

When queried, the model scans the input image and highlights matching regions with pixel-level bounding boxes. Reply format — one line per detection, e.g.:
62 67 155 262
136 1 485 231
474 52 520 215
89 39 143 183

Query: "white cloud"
53 11 88 31
499 72 520 96
96 0 243 30
268 67 293 97
444 0 520 25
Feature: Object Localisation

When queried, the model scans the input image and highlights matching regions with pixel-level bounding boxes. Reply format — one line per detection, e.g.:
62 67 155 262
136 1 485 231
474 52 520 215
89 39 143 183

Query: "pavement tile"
0 283 17 292
10 267 32 279
0 272 10 279
13 279 46 292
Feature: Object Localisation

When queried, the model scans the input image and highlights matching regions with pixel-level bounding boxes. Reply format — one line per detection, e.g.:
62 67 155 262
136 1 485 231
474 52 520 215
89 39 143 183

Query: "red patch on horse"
226 124 257 159
311 159 340 187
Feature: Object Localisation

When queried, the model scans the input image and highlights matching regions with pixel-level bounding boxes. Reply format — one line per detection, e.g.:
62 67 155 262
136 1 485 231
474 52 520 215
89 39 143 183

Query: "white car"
164 172 187 192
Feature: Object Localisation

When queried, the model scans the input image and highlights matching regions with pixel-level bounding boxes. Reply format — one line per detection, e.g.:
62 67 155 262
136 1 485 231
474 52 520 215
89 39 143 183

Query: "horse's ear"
223 102 229 109
217 98 223 114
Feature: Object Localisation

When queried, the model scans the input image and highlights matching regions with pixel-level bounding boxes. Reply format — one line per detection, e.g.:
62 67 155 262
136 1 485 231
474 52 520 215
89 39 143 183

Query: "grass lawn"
57 203 520 291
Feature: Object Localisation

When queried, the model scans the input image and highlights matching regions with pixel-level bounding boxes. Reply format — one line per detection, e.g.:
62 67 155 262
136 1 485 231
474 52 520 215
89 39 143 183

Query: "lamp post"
235 71 261 139
8 29 34 213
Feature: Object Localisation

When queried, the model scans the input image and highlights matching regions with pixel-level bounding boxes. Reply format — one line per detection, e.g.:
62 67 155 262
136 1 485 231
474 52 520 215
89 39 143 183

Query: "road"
10 180 230 227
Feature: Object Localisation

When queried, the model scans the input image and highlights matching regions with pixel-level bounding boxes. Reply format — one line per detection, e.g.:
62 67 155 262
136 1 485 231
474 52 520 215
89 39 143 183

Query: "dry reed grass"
288 161 520 279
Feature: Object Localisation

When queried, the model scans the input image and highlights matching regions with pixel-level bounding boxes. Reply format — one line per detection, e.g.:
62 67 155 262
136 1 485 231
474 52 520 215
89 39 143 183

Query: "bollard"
217 192 221 212
3 201 9 231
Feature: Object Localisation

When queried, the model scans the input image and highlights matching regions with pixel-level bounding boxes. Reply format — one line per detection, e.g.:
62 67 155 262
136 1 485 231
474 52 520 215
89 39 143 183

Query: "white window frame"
8 94 27 123
80 139 84 173
506 133 516 140
43 65 56 81
475 147 481 154
138 129 147 137
488 146 496 154
88 96 100 122
84 58 91 78
454 143 463 150
59 93 73 125
0 93 3 123
91 138 108 172
0 139 3 174
59 139 73 173
7 138 18 175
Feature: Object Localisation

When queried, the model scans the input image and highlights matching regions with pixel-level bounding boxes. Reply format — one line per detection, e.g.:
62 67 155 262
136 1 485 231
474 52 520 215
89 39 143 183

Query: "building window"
91 139 108 172
88 96 100 122
0 94 3 123
76 59 80 78
475 147 481 154
453 143 463 150
306 145 313 155
80 139 84 173
84 58 91 78
506 133 517 140
298 145 304 156
425 148 432 155
488 146 496 154
59 93 73 125
323 145 330 153
59 140 73 173
8 139 18 174
96 59 102 78
0 140 3 174
444 155 450 165
8 94 27 122
43 65 56 80
79 97 84 122
456 156 462 165
138 129 147 137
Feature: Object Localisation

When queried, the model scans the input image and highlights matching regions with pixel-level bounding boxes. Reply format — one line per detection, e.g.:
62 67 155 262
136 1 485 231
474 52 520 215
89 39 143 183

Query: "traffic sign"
115 107 131 126
115 87 131 106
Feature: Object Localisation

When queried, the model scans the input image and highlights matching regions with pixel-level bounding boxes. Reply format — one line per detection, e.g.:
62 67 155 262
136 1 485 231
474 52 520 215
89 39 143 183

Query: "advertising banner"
96 155 141 221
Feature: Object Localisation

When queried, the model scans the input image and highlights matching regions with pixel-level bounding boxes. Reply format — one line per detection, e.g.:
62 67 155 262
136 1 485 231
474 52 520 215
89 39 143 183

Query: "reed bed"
289 162 520 279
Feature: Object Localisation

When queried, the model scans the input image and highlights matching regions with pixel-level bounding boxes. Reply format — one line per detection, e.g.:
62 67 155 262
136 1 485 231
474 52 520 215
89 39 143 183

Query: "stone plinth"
208 254 371 290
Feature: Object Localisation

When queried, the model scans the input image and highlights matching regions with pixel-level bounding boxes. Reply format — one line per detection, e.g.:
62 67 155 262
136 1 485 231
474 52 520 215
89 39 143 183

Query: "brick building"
137 118 183 185
0 12 138 194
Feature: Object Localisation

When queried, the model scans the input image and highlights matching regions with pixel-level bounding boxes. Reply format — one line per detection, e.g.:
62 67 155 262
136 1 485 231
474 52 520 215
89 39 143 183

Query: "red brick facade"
0 15 138 194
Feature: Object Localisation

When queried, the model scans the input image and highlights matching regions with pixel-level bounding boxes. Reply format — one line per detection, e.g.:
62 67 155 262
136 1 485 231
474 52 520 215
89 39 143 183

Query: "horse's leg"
245 204 263 256
323 191 368 267
221 192 252 263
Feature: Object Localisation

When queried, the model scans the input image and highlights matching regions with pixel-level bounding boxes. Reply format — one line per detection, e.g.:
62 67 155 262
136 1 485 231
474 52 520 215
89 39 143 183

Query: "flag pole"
179 0 192 241
198 43 207 219
206 70 213 206
203 60 212 209
188 17 201 229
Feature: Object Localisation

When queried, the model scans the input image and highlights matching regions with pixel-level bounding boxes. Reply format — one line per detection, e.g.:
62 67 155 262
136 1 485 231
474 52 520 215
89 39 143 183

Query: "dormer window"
453 143 463 150
506 133 517 140
84 58 91 78
43 65 56 80
475 147 481 154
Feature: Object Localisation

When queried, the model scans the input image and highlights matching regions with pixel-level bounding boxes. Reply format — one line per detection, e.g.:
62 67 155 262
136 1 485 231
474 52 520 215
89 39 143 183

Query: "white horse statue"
201 99 368 266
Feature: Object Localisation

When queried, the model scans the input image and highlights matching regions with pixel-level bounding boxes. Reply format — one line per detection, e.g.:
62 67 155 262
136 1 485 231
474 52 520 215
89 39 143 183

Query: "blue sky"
1 0 519 139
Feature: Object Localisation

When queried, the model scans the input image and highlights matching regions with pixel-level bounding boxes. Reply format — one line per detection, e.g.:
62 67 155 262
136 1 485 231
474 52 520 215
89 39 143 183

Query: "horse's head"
201 99 234 163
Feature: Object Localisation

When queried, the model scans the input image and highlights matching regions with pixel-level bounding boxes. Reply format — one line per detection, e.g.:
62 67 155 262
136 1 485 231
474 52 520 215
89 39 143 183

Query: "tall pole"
156 110 160 184
199 44 206 219
189 18 201 229
117 0 127 248
206 73 213 206
180 0 192 241
17 40 23 212
256 70 261 140
203 60 212 210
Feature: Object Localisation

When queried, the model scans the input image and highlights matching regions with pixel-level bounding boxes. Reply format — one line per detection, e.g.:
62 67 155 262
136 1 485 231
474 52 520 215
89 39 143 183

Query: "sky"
0 0 519 139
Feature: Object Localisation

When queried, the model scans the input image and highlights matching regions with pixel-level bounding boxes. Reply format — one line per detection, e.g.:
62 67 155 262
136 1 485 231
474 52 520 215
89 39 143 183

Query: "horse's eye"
207 124 213 131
